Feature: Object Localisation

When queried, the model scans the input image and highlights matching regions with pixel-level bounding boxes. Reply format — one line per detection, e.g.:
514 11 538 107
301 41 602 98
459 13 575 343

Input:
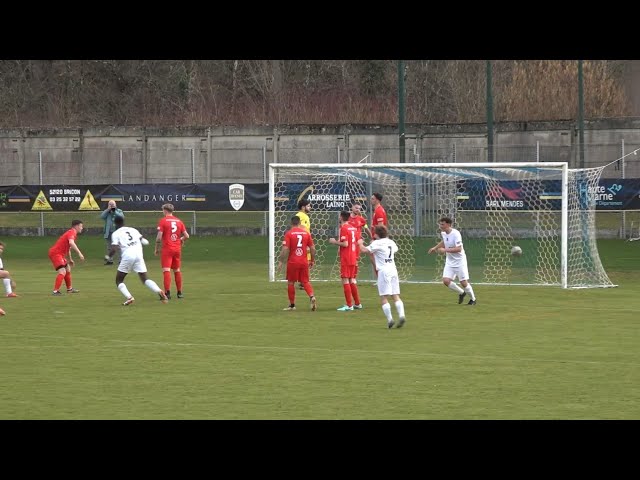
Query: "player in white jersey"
108 216 168 306
359 225 406 329
0 241 17 298
428 216 476 305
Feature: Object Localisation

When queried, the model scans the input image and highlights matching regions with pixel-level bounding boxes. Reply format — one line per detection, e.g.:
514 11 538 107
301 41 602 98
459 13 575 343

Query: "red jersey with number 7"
283 227 314 266
157 215 187 252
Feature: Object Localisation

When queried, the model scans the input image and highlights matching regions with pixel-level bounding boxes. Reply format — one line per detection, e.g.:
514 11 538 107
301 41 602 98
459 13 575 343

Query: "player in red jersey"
48 219 85 296
329 211 363 311
155 203 190 300
370 192 388 238
277 216 317 311
348 202 369 238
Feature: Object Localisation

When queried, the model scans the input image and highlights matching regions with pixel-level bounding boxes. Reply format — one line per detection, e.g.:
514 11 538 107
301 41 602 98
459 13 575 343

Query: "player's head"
162 203 175 215
298 198 311 213
0 241 4 255
371 192 383 206
71 219 84 234
374 224 388 239
291 215 301 227
339 211 350 223
438 217 453 232
114 216 125 229
351 202 362 215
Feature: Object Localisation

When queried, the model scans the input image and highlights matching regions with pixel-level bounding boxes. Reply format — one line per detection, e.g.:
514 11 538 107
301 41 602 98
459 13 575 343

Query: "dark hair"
71 220 83 227
439 217 453 226
298 198 310 210
340 211 350 222
372 192 383 202
291 216 301 226
374 224 388 238
114 216 125 227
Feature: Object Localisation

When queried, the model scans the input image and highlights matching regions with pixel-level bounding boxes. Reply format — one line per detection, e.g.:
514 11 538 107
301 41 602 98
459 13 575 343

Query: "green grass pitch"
0 235 638 419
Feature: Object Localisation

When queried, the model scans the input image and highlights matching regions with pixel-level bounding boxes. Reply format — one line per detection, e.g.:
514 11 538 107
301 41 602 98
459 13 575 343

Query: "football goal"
268 162 615 289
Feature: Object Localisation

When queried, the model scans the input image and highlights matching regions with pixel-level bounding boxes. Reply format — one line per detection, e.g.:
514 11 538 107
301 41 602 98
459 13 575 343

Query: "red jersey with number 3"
283 227 314 266
339 224 359 267
157 215 187 252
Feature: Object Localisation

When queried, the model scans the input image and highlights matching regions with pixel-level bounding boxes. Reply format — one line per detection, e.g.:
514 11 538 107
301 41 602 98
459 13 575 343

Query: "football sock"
395 300 405 318
350 283 360 305
382 303 393 322
163 271 171 292
448 282 464 294
342 284 353 307
3 278 12 294
64 271 72 289
464 284 476 301
54 273 65 291
118 282 132 299
175 272 183 292
303 282 314 297
144 279 161 293
288 284 296 304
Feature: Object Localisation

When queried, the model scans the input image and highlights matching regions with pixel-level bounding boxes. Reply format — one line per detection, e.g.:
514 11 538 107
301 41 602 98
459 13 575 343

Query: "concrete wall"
3 119 640 185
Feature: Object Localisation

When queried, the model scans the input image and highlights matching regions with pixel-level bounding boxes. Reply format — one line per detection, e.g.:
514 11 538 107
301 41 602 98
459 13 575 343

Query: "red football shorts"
49 253 67 270
161 250 181 270
340 264 357 279
286 263 310 283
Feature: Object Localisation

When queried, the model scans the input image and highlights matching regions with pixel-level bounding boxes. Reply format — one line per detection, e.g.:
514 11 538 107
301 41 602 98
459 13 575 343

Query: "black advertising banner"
0 184 269 212
2 180 640 212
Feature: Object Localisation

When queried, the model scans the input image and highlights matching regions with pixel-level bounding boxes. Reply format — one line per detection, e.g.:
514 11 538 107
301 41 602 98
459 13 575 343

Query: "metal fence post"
263 146 268 236
38 151 44 237
621 139 626 239
119 149 123 184
191 148 196 235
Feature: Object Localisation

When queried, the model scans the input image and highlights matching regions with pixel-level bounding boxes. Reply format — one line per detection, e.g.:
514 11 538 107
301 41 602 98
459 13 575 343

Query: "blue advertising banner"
456 178 640 211
275 182 368 211
0 184 269 212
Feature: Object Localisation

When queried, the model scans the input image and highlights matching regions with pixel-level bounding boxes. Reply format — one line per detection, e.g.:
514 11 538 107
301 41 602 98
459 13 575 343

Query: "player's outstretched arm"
309 245 316 267
276 247 289 272
428 241 444 254
69 239 84 261
154 232 163 256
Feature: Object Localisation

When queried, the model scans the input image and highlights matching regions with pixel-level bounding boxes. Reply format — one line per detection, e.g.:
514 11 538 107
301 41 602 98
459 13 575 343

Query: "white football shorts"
376 268 400 296
442 262 470 282
118 254 148 274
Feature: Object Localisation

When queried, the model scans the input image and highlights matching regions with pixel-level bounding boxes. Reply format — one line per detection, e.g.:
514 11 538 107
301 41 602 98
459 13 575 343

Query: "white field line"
0 333 638 367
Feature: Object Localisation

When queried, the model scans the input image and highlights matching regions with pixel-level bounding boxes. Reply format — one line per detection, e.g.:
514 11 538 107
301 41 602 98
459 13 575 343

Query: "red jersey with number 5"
283 227 314 266
157 215 187 252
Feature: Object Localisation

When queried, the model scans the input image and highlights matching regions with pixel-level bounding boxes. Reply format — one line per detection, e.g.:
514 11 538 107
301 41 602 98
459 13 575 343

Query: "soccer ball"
511 246 523 257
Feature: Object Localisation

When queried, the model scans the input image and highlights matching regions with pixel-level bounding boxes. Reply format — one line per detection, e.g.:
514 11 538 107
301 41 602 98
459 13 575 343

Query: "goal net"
268 162 615 289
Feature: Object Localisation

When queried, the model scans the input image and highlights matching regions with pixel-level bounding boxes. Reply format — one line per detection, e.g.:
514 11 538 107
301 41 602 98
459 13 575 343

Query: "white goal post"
269 162 615 289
